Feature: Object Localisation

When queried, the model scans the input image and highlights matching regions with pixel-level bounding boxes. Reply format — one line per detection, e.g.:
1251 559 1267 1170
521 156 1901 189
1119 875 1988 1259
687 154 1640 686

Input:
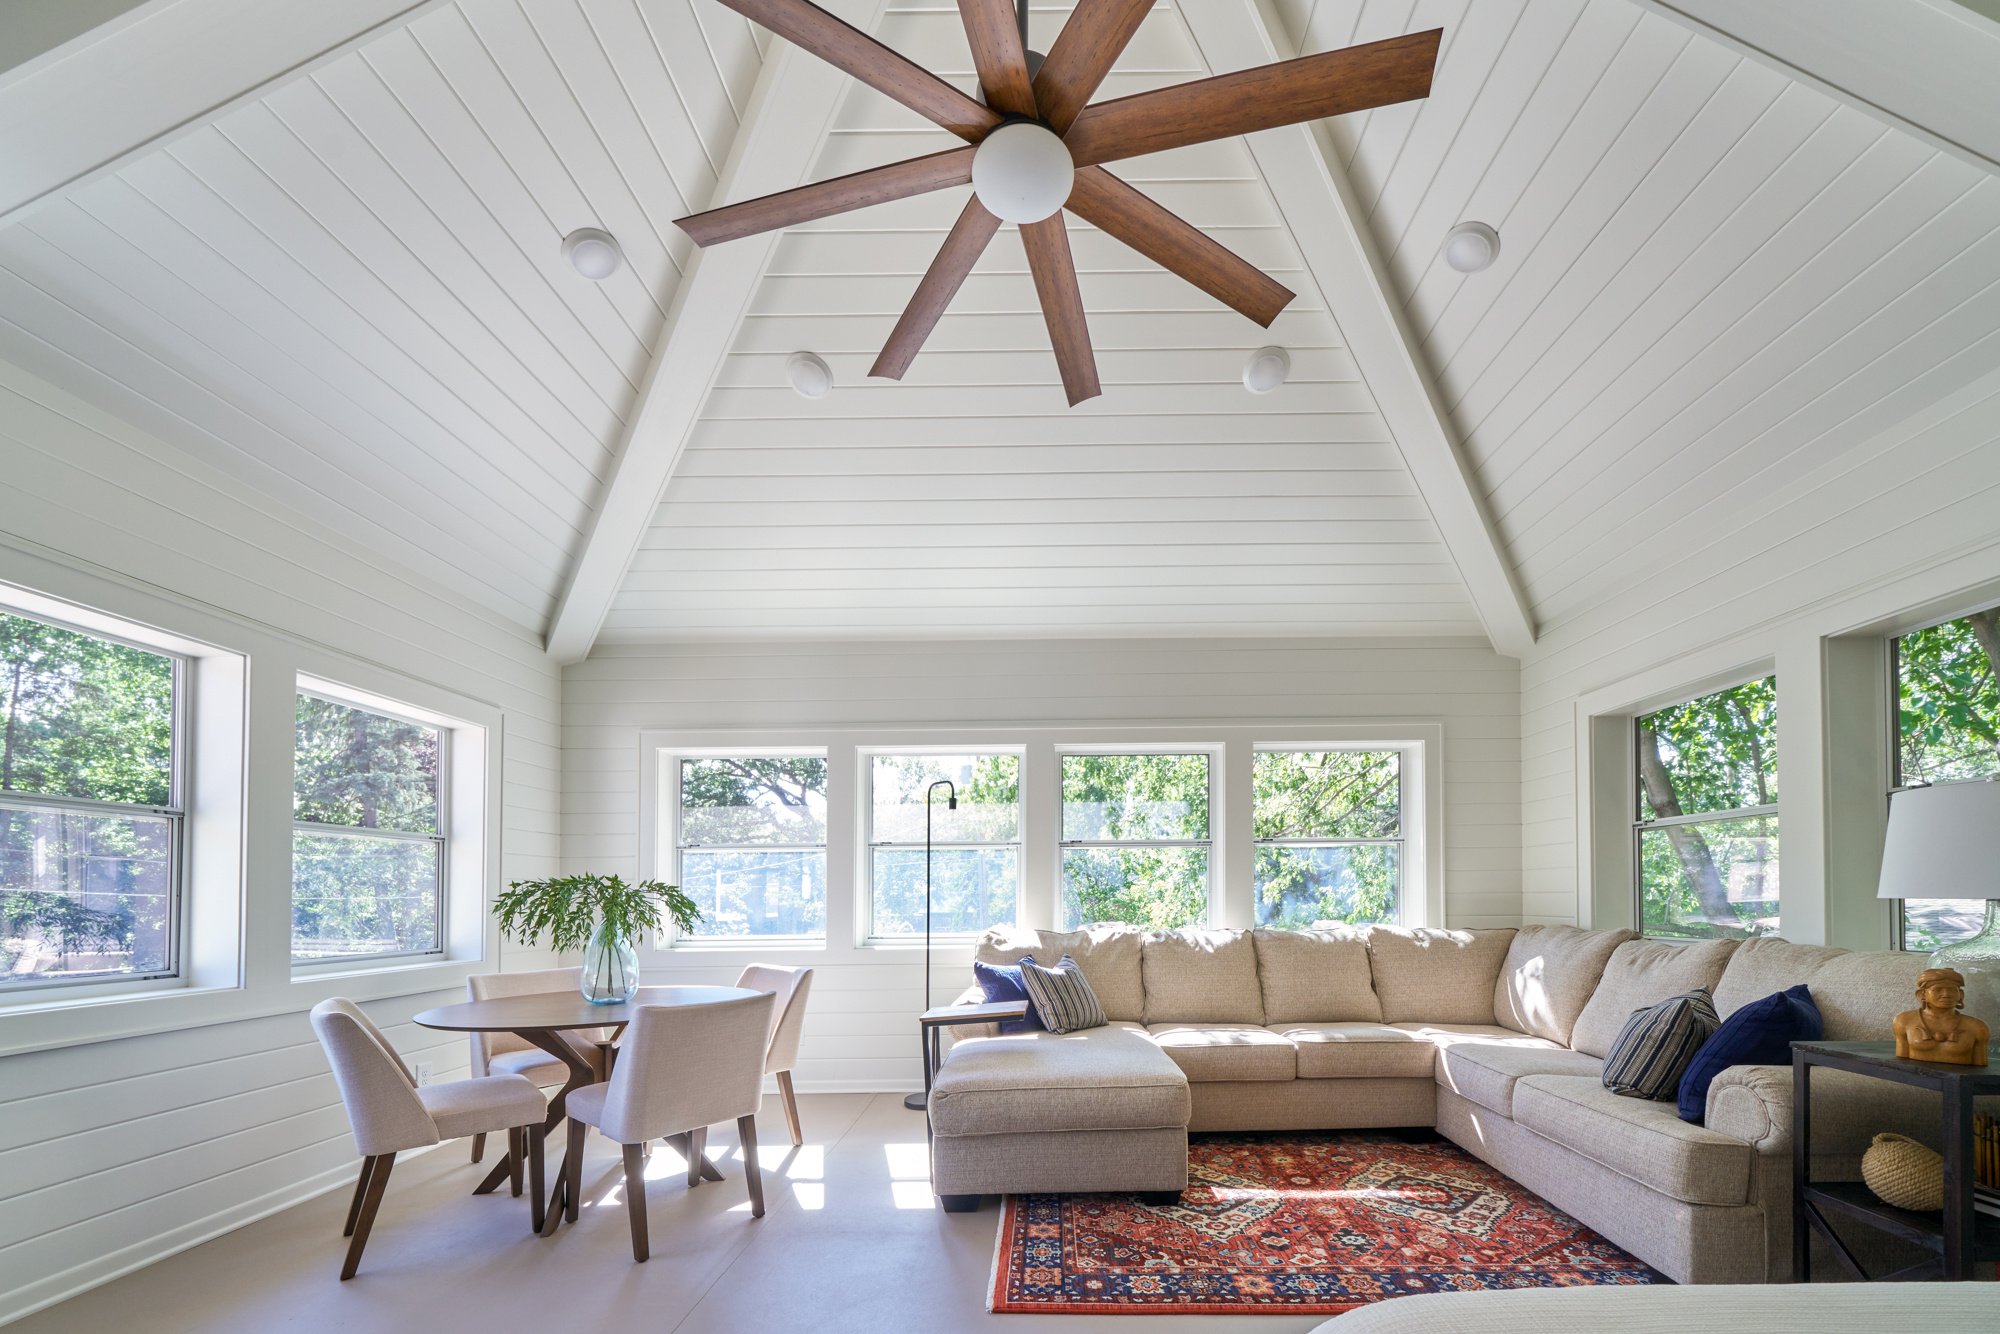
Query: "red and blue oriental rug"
988 1133 1667 1315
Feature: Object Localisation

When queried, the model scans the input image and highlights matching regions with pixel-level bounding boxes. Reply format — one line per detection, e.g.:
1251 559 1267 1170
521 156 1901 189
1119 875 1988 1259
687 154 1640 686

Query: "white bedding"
1312 1283 2000 1333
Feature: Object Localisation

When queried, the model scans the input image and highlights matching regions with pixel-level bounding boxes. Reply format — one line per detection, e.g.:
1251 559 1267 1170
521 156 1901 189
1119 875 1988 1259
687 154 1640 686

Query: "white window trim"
289 678 452 973
858 746 1024 946
635 724 1443 977
656 747 831 951
1056 743 1221 931
1250 745 1412 929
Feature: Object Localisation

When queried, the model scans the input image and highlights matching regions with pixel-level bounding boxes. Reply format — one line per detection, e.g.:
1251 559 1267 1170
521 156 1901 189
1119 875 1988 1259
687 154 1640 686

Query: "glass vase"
579 920 639 1005
1929 899 2000 1032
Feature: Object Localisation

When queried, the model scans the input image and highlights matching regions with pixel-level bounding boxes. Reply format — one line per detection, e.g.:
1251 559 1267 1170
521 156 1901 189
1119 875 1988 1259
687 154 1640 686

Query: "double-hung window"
1 608 182 988
1253 749 1403 927
1059 750 1211 930
291 690 444 963
1634 676 1779 940
675 754 827 941
1892 607 2000 950
866 752 1020 940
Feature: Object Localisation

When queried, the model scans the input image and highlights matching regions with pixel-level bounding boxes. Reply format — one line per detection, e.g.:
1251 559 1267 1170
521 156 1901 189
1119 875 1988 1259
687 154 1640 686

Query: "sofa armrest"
1704 1064 1792 1153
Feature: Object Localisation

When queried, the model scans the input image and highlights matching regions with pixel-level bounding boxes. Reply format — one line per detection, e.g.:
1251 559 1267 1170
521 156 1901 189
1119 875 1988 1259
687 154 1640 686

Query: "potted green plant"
492 874 702 1004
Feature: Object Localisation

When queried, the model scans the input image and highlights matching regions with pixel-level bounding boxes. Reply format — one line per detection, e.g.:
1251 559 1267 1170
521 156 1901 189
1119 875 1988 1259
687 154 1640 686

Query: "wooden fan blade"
1020 216 1100 406
1031 0 1152 134
676 147 974 246
1063 29 1442 168
871 197 1002 380
956 0 1035 117
717 0 1000 140
1067 167 1294 327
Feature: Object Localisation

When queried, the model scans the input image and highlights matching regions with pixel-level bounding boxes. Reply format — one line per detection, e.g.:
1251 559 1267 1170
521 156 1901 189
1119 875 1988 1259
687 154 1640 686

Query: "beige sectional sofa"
929 922 1946 1285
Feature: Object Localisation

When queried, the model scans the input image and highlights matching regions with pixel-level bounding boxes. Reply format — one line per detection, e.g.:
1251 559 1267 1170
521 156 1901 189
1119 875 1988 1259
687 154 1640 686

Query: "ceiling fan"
675 0 1442 405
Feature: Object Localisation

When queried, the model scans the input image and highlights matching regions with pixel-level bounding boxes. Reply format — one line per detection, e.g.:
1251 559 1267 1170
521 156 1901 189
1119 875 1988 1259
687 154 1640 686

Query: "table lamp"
1878 778 2000 1027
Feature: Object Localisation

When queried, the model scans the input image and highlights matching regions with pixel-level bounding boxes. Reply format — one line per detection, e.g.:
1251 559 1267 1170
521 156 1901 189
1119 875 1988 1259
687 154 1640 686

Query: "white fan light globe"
562 227 623 280
1242 346 1290 395
1443 221 1500 274
785 351 833 400
972 122 1075 224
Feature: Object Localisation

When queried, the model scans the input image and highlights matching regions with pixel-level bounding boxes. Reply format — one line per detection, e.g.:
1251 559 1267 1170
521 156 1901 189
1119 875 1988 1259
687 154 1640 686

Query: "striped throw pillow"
1018 955 1107 1035
1602 987 1719 1100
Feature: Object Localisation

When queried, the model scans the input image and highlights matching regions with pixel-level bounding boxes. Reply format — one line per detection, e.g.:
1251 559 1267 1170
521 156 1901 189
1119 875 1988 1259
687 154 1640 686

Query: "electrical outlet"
410 1060 435 1087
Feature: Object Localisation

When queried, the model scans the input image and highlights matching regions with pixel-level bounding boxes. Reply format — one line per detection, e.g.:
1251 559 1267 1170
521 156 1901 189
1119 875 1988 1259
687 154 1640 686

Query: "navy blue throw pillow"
1677 984 1822 1122
973 956 1042 1034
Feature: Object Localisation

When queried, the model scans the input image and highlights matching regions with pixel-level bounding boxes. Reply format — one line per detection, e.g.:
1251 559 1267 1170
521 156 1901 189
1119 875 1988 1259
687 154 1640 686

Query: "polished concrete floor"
15 1093 1332 1333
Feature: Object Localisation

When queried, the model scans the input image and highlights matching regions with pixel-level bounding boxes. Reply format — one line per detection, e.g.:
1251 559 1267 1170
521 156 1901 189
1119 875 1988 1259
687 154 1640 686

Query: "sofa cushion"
1492 924 1637 1045
1146 1024 1297 1082
1435 1038 1600 1118
975 924 1146 1022
1267 1022 1437 1080
929 1026 1188 1137
1141 929 1264 1025
972 958 1042 1033
1677 984 1822 1122
1714 938 1928 1040
1020 955 1108 1034
1571 938 1740 1058
1367 927 1516 1025
1600 988 1719 1100
1253 928 1382 1024
1512 1074 1754 1206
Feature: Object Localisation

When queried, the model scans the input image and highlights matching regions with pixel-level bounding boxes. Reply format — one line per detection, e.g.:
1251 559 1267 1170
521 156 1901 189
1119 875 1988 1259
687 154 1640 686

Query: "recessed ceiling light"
562 227 623 281
971 121 1075 224
1443 221 1500 274
1242 346 1290 394
786 351 833 400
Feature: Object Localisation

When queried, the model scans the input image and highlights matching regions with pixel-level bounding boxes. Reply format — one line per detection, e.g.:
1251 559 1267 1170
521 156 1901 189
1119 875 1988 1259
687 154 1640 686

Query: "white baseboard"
0 1143 439 1330
782 1078 920 1095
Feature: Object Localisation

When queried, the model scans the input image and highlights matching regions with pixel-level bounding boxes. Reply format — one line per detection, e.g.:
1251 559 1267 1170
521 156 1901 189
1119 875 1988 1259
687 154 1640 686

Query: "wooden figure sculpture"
1893 967 1992 1066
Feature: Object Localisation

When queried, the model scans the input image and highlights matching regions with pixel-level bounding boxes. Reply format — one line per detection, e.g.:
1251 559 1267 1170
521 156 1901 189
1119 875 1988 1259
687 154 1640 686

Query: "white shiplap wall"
0 355 562 1324
562 636 1520 1090
1518 363 2000 928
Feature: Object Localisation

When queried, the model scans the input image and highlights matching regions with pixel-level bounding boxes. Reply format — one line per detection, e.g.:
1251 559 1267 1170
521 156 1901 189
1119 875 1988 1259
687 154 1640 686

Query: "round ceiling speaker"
1443 220 1501 274
562 227 623 280
971 121 1075 225
1242 346 1291 394
785 351 833 400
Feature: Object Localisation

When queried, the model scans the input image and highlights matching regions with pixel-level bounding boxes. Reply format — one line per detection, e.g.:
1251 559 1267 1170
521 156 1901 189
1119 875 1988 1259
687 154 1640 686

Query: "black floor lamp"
904 778 957 1112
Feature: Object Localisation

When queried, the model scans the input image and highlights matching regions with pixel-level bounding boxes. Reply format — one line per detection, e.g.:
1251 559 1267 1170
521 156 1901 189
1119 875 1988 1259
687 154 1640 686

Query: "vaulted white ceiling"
2 0 1997 658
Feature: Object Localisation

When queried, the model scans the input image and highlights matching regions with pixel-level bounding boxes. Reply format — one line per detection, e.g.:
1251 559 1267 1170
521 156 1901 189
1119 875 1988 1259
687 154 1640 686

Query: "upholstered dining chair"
465 967 610 1163
735 964 814 1146
310 998 549 1280
559 991 775 1262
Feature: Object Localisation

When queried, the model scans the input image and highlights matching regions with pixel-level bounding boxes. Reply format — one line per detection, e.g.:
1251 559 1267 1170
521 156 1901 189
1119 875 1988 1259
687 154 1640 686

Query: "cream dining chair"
465 967 611 1163
559 991 775 1262
310 998 549 1279
735 964 814 1146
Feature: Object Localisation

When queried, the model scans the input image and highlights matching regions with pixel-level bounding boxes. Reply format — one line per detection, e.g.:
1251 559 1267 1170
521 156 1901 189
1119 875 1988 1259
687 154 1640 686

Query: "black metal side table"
1792 1038 2000 1281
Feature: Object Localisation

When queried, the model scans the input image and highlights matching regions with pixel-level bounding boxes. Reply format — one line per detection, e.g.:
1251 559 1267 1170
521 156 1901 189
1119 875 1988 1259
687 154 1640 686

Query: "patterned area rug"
989 1133 1668 1315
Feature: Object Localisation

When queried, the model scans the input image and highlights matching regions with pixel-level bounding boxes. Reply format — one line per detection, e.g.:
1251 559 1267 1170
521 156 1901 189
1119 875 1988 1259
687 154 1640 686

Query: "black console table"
1791 1039 2000 1281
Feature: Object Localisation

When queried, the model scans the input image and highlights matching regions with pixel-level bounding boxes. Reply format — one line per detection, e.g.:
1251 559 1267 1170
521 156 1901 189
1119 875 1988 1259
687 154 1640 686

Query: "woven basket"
1860 1132 1944 1212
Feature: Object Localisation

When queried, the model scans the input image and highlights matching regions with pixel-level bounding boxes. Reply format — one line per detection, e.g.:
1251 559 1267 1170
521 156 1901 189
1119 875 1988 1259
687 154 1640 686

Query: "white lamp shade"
971 122 1074 224
1876 780 2000 900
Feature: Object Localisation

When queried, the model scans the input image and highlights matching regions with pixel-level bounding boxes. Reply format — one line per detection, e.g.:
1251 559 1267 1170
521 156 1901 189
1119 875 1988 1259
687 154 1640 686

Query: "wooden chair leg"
343 1157 376 1238
469 1132 486 1164
622 1142 650 1262
507 1127 524 1197
340 1152 395 1280
686 1126 707 1189
565 1119 585 1223
777 1069 803 1146
738 1114 765 1219
527 1126 546 1235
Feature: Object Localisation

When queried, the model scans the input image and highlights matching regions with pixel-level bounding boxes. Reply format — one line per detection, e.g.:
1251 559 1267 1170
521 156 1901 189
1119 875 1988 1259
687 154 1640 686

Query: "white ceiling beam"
0 0 456 228
542 1 889 665
1178 0 1537 660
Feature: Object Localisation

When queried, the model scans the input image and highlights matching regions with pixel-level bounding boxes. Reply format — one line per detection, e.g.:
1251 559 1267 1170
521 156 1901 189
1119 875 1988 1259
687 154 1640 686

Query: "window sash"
1634 802 1778 832
290 691 449 966
672 753 829 943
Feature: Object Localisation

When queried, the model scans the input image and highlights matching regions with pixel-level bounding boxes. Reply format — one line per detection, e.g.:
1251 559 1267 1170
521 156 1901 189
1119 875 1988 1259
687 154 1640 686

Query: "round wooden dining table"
413 985 762 1235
